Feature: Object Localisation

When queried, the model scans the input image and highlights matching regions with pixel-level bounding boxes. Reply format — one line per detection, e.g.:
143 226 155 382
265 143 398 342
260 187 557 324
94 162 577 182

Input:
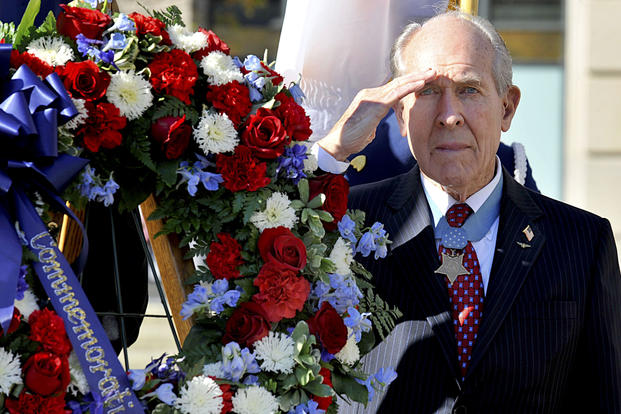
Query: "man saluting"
316 11 621 413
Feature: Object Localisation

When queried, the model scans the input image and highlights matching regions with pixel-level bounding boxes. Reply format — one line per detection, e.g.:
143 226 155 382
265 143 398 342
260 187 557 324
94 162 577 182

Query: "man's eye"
461 86 478 94
419 87 435 96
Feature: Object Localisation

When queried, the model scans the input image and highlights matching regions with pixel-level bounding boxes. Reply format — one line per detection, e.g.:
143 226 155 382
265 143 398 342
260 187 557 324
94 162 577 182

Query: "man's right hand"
316 69 437 161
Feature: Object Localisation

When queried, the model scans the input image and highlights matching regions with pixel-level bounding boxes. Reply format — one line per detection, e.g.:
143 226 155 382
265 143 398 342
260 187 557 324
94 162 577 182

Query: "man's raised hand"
317 69 437 161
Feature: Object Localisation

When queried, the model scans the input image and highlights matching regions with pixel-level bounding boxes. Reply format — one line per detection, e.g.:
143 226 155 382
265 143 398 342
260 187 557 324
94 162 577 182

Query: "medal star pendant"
435 251 469 284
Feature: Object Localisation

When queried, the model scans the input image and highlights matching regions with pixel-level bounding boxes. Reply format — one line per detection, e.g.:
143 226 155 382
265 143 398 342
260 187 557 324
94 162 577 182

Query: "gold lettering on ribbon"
30 232 127 412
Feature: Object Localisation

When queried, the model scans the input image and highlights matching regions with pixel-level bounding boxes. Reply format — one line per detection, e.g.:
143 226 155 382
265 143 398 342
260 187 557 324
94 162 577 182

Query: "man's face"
395 17 520 198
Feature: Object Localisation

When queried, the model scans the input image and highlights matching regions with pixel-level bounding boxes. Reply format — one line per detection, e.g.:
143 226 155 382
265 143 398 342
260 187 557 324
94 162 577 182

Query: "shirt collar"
421 156 502 228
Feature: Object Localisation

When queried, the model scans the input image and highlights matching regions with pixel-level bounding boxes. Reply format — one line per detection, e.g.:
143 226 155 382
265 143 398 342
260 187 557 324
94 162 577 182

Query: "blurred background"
117 0 621 367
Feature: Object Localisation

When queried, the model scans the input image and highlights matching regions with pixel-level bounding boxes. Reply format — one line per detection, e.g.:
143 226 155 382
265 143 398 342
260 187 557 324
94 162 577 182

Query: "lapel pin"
522 225 534 241
516 241 531 249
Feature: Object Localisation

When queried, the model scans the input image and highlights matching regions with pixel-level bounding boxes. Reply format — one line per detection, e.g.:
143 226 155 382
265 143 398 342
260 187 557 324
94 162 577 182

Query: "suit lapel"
466 168 546 379
385 166 461 383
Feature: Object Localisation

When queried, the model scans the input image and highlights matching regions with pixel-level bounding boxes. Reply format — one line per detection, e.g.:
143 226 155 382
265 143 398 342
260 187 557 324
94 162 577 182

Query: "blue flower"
242 375 259 385
16 265 29 301
289 400 325 414
277 144 308 184
127 369 146 390
311 274 362 314
288 84 306 104
103 33 128 52
355 376 375 402
338 214 357 244
356 232 376 257
343 306 372 343
374 367 398 387
177 160 223 196
232 56 243 68
154 383 177 405
370 222 389 259
112 13 136 32
243 55 263 71
248 85 263 102
79 167 120 207
220 342 260 382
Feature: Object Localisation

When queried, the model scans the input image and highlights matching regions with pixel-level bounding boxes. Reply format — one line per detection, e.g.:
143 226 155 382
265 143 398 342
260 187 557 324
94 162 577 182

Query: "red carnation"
253 261 310 322
241 108 290 159
56 4 112 41
28 309 72 357
6 392 67 414
218 382 234 413
151 115 192 159
56 60 111 101
77 101 127 152
308 173 350 231
205 81 252 126
216 145 271 192
258 227 307 272
274 92 312 141
312 367 335 410
23 352 71 396
206 233 244 280
10 50 54 77
129 12 171 45
308 302 347 354
222 301 270 348
148 49 198 105
193 28 230 60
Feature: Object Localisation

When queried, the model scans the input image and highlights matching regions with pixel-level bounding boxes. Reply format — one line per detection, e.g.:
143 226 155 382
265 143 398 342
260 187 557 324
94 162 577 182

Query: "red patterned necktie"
439 203 484 381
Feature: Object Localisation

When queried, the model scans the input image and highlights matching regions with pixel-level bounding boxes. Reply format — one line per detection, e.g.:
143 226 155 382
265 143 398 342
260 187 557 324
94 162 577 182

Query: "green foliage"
332 368 369 405
142 4 184 27
182 325 223 365
0 21 16 44
152 403 181 414
14 0 40 47
151 96 199 125
359 289 403 340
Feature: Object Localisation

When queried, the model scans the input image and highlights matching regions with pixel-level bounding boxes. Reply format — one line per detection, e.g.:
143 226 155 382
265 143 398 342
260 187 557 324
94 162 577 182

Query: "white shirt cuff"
311 143 350 174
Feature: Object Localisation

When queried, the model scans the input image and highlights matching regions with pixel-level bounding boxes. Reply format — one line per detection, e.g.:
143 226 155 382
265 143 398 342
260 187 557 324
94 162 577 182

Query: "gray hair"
390 11 513 94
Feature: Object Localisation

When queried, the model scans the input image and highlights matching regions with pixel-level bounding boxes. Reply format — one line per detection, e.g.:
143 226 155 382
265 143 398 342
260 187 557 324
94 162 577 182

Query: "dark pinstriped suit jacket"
347 165 621 413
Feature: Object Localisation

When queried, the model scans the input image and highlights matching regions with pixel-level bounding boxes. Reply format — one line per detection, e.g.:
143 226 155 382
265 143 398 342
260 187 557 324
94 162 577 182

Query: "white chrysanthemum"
175 375 223 414
335 328 360 366
232 386 279 414
202 361 223 378
194 110 238 155
300 141 318 173
329 237 354 276
0 348 22 395
65 98 89 131
200 51 244 86
168 24 208 53
250 192 298 232
106 71 153 120
67 351 89 396
26 36 74 66
14 289 39 321
253 332 295 374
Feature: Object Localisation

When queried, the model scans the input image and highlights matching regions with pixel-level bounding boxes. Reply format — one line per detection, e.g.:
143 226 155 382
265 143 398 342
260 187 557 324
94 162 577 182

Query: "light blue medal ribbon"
434 177 503 249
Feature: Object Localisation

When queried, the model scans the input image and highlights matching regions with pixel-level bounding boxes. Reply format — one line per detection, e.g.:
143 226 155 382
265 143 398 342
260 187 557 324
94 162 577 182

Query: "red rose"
308 174 350 231
216 145 271 192
241 108 290 159
148 49 198 105
10 50 54 77
274 92 312 141
0 308 22 336
77 102 127 152
222 301 270 348
129 12 171 45
312 367 335 410
57 5 112 41
151 115 192 159
28 309 71 356
307 302 347 354
23 352 70 396
6 392 67 414
206 233 244 280
56 60 111 101
205 81 252 126
193 28 230 60
258 227 307 272
253 262 310 322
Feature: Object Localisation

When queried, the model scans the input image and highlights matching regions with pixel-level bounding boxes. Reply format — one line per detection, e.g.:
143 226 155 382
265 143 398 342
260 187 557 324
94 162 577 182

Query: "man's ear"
501 85 521 132
392 100 408 137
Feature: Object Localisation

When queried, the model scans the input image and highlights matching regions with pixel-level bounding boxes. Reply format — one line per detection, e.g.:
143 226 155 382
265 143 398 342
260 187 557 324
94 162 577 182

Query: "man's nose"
435 92 464 129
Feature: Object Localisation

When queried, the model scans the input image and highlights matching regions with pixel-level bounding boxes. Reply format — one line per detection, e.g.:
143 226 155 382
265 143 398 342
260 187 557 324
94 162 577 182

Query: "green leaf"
290 200 305 210
295 365 313 386
298 179 309 203
308 216 325 238
357 329 376 355
320 258 337 274
316 210 334 223
14 0 40 47
291 320 310 345
304 378 333 397
159 160 179 187
152 403 180 414
332 369 369 405
301 208 309 224
307 193 325 209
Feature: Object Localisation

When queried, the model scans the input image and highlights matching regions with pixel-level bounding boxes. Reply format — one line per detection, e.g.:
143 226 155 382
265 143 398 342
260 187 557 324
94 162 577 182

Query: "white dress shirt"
313 144 502 293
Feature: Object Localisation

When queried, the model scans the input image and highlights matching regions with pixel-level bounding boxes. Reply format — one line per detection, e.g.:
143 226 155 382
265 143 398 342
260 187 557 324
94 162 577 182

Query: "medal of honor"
435 250 469 284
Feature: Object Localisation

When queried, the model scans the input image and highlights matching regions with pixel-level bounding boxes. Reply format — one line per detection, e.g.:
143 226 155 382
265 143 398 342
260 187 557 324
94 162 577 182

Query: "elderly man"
317 11 621 413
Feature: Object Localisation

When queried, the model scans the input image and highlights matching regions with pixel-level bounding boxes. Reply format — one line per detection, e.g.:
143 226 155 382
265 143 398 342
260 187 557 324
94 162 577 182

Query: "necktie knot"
445 203 473 228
